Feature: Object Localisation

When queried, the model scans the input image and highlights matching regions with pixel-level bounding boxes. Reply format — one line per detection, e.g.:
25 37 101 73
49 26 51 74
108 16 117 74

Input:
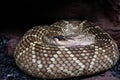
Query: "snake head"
51 34 95 47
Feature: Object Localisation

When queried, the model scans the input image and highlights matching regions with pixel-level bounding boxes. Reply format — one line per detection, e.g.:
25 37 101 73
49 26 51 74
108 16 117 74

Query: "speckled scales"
14 20 119 79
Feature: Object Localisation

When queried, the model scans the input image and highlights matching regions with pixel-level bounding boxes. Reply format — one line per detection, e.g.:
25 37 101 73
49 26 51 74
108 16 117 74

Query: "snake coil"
14 20 119 79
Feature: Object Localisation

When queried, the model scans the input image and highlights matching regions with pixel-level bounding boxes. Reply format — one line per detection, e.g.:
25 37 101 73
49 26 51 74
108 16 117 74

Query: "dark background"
0 0 114 31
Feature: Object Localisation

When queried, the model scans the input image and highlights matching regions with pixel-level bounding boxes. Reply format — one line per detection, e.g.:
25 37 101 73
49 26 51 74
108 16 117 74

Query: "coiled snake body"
14 20 119 79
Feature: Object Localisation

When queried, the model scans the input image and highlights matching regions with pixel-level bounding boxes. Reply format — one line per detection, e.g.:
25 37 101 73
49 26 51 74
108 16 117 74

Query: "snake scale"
14 20 119 79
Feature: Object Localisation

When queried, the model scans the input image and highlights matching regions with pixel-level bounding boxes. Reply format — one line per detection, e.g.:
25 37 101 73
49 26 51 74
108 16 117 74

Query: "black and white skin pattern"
14 20 119 79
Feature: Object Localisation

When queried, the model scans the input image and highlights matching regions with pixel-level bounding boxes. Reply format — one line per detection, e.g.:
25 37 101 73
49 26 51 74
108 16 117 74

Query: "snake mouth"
50 33 96 47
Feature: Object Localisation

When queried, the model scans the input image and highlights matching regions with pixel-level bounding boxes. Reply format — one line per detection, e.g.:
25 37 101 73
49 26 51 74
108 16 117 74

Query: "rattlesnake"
14 20 119 79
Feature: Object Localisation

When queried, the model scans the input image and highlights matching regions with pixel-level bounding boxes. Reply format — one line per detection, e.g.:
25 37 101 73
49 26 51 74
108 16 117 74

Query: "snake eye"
53 35 66 40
